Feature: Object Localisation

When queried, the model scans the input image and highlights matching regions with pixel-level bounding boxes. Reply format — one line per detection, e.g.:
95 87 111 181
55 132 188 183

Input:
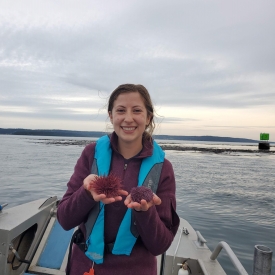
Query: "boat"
0 197 271 275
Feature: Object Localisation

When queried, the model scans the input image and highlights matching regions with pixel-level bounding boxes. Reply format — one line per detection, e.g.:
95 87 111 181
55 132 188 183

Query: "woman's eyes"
116 109 142 113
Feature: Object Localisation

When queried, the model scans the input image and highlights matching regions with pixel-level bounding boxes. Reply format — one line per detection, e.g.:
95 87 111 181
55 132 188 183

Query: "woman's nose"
124 111 134 122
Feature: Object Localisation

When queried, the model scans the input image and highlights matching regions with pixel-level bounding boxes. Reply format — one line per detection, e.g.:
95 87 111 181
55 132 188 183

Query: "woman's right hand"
83 174 128 204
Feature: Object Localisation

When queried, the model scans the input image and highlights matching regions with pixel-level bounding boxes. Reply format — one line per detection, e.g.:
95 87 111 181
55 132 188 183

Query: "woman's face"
109 92 150 148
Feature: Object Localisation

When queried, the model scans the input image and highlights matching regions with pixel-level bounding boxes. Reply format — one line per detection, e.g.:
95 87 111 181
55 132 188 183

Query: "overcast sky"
1 0 275 140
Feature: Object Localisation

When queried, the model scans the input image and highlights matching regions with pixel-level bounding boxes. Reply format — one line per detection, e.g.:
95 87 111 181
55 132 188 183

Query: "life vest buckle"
73 228 87 252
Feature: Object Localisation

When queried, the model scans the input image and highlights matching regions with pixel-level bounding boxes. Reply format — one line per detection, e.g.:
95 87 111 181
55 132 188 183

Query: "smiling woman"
108 86 152 159
57 83 180 275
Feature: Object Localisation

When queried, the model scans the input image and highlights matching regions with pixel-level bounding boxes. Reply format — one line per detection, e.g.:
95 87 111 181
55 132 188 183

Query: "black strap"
66 228 86 275
74 229 87 252
105 242 114 253
66 228 114 274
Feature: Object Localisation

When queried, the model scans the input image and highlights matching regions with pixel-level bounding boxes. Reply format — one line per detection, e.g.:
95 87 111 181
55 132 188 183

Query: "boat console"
0 197 73 275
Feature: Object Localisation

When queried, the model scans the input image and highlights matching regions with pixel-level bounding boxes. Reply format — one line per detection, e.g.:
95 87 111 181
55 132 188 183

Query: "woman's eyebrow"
115 105 143 108
132 105 144 108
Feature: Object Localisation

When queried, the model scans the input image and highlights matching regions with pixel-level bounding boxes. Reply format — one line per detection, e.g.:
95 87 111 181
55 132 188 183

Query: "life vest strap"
72 228 114 254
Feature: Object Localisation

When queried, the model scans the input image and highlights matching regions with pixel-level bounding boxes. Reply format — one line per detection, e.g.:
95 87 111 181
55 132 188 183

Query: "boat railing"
195 230 207 247
210 241 249 275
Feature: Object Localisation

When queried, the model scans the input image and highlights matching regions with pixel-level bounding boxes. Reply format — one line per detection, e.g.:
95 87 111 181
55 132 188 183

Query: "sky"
0 0 275 140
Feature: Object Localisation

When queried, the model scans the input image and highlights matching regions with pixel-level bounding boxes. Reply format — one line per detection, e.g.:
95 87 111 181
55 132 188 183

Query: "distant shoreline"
32 139 275 154
0 128 269 143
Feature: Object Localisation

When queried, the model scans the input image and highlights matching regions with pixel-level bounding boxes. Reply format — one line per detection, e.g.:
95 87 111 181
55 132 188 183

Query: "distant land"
0 128 264 143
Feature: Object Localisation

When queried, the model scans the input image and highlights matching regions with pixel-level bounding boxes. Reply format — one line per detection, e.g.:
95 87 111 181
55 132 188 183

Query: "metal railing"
210 241 249 275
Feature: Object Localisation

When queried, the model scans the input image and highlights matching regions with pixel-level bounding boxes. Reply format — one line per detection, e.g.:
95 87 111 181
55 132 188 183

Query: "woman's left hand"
124 193 162 211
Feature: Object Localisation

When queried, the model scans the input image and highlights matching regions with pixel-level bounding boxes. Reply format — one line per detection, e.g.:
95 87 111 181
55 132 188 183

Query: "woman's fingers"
152 193 162 205
125 194 162 211
129 200 149 211
101 197 116 204
93 191 128 204
83 174 98 191
119 189 129 196
124 194 132 206
92 193 106 202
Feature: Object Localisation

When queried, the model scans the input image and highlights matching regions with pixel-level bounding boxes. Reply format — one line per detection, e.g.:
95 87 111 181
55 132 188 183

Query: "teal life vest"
84 135 165 264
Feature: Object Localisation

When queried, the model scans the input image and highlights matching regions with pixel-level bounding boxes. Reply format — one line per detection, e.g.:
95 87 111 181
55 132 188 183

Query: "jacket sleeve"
133 158 180 256
57 143 98 231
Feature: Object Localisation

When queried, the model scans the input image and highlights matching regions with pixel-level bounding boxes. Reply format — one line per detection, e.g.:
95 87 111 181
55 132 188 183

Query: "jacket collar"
109 131 153 159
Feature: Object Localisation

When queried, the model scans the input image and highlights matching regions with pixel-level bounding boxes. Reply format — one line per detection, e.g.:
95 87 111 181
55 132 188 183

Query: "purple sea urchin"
90 173 123 198
130 186 154 203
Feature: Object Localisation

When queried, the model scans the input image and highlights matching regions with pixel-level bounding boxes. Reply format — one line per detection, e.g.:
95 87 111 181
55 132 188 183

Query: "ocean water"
0 135 274 274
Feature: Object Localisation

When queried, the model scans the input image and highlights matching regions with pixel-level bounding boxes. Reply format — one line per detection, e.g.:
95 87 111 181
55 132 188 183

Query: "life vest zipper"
122 161 128 182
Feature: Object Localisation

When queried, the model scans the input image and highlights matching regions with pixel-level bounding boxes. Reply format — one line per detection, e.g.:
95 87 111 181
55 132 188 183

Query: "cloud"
0 0 275 138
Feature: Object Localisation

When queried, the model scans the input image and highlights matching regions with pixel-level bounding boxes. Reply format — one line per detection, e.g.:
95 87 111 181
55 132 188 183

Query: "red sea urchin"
90 173 123 198
130 186 154 203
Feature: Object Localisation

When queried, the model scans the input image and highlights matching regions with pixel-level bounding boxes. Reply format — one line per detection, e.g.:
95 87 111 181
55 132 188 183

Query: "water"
0 135 274 274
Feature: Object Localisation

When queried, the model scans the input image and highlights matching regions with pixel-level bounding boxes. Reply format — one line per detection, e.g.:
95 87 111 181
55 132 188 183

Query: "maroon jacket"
57 132 179 275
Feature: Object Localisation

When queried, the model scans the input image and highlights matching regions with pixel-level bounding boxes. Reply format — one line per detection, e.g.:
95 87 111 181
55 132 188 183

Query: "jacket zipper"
123 162 128 179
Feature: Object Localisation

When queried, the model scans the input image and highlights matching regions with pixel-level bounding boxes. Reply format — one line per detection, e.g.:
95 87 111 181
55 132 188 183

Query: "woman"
57 84 179 275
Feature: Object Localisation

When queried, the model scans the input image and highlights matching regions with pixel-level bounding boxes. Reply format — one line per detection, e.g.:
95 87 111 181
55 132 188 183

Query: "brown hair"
108 84 155 140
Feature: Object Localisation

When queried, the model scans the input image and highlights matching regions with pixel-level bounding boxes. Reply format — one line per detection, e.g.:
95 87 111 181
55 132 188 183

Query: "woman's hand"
83 174 128 204
124 193 162 211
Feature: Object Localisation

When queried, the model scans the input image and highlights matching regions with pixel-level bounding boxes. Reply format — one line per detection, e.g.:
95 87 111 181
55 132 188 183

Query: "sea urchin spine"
89 173 123 198
130 186 154 203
